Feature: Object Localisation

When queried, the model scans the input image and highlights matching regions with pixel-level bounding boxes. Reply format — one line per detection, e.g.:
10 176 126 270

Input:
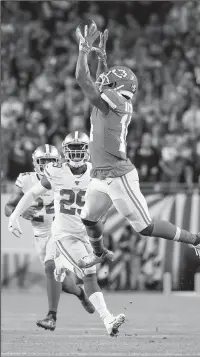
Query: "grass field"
2 290 200 357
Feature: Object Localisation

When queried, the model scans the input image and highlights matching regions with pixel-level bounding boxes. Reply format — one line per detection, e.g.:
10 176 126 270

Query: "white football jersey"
15 172 54 238
44 162 92 237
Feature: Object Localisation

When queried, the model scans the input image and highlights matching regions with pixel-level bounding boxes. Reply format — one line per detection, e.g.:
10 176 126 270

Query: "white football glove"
76 23 100 54
8 215 22 238
92 29 108 63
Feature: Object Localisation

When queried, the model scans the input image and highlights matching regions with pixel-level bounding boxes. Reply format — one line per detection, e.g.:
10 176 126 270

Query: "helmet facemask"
62 142 89 168
33 157 59 176
96 72 116 92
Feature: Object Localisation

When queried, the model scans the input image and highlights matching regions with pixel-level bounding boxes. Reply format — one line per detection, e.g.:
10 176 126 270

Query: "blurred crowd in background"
1 0 200 188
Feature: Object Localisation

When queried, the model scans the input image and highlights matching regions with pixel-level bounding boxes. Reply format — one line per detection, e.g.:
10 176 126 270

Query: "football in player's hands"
76 19 99 51
76 19 97 41
21 207 37 221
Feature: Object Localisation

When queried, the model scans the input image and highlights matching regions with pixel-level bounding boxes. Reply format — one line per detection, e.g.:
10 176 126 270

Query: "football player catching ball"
75 20 200 269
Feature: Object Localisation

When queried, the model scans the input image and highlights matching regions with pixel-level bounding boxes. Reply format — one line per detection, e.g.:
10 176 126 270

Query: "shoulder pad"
44 162 62 180
101 89 125 109
15 172 32 189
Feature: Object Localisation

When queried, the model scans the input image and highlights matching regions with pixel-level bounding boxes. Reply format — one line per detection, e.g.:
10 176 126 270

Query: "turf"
2 290 200 356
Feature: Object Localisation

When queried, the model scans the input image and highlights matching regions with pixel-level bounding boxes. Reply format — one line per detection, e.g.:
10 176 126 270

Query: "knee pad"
81 218 98 227
45 259 55 277
139 221 154 236
82 219 104 238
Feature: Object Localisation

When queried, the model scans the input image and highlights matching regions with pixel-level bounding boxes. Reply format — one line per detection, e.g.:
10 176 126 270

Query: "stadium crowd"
1 0 200 187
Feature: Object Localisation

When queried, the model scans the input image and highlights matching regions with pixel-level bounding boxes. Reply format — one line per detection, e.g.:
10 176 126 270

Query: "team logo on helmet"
62 131 89 168
96 66 138 99
32 145 60 175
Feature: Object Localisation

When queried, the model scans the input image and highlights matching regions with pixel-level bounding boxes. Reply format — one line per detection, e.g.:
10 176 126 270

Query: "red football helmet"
96 66 138 99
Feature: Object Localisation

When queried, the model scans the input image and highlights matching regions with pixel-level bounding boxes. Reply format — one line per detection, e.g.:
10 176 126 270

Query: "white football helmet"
32 144 60 175
62 131 89 168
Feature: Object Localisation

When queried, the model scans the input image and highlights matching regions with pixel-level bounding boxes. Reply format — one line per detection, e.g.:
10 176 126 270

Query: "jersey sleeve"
15 173 23 189
101 89 124 110
15 173 29 192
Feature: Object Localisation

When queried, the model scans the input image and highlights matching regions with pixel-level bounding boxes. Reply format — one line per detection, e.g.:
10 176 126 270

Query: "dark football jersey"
89 89 134 179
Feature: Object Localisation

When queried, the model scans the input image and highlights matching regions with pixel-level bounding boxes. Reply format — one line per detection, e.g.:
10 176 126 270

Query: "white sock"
89 292 111 320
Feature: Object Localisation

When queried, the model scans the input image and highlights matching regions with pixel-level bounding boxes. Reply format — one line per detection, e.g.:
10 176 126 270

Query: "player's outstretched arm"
5 186 37 220
8 178 51 237
92 29 108 79
75 25 109 115
5 187 24 217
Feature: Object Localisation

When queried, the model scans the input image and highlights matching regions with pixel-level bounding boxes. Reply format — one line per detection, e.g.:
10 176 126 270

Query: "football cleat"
78 286 95 314
103 313 126 337
77 249 114 268
36 314 56 331
193 233 200 257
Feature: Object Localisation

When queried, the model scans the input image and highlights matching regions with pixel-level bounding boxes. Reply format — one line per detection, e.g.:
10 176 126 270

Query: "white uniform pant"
53 231 96 279
81 168 152 232
34 235 56 265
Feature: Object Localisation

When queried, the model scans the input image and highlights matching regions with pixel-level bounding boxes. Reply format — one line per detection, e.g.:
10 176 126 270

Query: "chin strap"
69 161 85 168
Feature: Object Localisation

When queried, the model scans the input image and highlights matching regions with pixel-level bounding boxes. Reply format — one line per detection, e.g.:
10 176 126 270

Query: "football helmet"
62 131 89 168
32 144 60 175
96 66 138 99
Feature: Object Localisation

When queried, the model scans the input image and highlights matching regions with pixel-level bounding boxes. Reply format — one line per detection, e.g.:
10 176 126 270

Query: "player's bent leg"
34 236 61 331
77 241 125 335
36 259 61 331
54 254 95 314
62 270 95 314
45 260 62 313
80 180 114 267
139 220 200 250
83 271 125 337
81 218 105 254
111 169 200 251
81 179 111 251
78 219 114 269
34 235 47 267
55 238 95 314
56 236 124 334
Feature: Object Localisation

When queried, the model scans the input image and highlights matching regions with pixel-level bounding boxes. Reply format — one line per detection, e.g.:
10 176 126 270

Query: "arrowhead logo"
75 181 79 185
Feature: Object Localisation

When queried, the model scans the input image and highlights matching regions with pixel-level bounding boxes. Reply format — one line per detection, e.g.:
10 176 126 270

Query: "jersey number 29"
60 189 85 215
